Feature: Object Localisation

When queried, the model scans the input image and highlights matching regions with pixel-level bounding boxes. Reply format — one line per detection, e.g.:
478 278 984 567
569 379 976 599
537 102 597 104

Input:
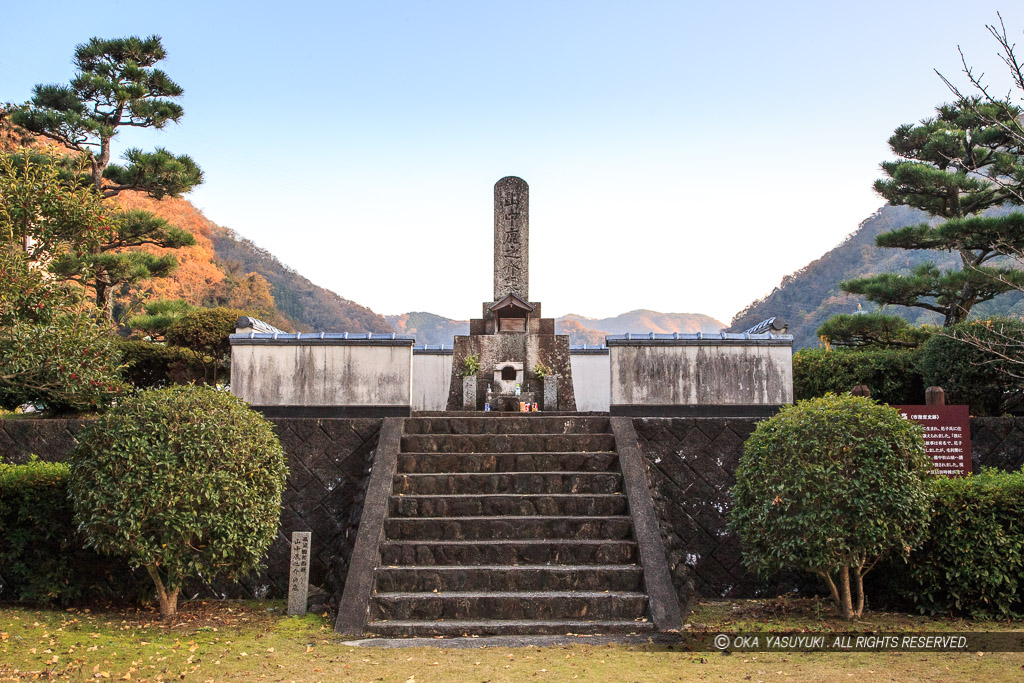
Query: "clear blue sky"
1 1 1018 324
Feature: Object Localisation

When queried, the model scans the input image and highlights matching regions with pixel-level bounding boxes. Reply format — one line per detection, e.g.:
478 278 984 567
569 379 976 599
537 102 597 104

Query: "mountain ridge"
727 203 1024 348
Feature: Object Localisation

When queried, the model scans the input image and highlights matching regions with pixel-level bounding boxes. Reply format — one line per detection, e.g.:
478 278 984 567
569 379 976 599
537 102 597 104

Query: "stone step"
400 433 617 454
384 515 634 541
389 493 628 517
371 591 649 621
379 539 638 566
403 416 610 435
364 619 655 637
397 451 618 473
374 565 645 593
393 471 622 495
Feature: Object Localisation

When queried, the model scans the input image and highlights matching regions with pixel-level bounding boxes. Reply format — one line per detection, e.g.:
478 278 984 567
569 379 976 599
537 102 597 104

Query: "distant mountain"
386 312 468 346
208 225 393 334
727 204 1024 349
555 319 607 346
559 309 725 336
384 308 726 346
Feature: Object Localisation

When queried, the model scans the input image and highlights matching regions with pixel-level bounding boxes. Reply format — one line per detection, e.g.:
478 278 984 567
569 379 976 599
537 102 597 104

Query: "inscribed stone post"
493 176 529 301
288 531 311 615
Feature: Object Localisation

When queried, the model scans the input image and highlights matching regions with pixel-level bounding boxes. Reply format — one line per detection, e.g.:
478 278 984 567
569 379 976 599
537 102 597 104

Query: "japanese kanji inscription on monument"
288 531 311 615
493 176 529 301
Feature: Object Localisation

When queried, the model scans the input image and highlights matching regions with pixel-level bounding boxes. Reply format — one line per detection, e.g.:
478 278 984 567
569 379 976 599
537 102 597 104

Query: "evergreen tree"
11 35 202 198
816 312 934 349
842 100 1024 325
10 36 202 318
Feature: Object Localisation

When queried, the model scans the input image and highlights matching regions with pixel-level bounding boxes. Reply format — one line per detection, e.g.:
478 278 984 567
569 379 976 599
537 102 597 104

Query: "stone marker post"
493 176 529 301
925 386 946 406
543 374 558 411
462 376 477 411
288 531 311 616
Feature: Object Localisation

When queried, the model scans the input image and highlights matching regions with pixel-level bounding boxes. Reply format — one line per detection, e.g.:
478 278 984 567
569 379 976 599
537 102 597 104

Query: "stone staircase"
361 415 657 636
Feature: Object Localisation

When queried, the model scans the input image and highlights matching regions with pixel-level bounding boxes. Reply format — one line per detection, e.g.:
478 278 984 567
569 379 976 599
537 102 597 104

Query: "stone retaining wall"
0 417 383 604
4 415 1022 604
633 416 1024 601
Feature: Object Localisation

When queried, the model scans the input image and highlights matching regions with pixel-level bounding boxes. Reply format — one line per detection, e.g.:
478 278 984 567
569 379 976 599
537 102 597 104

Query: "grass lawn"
1 598 1022 681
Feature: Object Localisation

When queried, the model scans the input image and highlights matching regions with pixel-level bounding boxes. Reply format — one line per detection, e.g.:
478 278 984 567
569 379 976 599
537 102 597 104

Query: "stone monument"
446 176 576 411
288 531 311 615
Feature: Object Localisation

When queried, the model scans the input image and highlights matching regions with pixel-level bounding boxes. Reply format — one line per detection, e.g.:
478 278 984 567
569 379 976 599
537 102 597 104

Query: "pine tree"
842 100 1024 325
12 35 202 198
10 36 202 318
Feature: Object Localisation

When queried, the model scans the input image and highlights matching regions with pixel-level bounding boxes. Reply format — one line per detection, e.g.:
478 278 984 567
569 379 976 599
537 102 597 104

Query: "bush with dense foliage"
0 460 145 604
69 385 287 619
1 249 127 412
917 318 1024 415
793 347 924 405
164 307 245 383
117 339 207 389
730 394 933 619
900 468 1024 618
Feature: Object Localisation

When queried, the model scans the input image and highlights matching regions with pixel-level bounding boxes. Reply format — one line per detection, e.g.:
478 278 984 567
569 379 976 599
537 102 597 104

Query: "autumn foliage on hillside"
1 112 392 334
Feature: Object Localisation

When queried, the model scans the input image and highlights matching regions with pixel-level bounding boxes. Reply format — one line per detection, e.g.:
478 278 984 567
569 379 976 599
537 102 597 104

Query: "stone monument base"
446 329 576 411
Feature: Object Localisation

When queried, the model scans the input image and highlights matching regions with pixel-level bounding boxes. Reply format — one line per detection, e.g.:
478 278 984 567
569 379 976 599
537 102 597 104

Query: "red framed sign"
893 405 971 478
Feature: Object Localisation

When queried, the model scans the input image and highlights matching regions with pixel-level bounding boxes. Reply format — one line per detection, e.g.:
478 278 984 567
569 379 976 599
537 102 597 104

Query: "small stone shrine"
446 176 576 411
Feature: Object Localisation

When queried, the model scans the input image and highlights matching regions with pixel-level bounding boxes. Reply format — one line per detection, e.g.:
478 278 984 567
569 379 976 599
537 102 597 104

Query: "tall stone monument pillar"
446 176 575 412
494 176 529 301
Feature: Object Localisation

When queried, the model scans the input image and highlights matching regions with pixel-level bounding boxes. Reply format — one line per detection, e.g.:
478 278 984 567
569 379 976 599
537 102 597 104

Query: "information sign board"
893 405 971 477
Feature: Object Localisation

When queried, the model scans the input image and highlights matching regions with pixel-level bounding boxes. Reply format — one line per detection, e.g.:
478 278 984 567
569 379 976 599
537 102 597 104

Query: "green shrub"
165 307 245 384
793 347 924 405
0 460 145 604
917 318 1024 416
117 339 208 389
69 385 287 619
730 394 933 619
901 468 1024 618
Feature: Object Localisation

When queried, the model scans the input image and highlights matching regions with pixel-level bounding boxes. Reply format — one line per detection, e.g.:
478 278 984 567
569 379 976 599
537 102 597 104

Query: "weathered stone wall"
969 417 1024 473
0 417 383 604
609 338 793 413
0 419 89 464
634 416 1024 601
230 338 413 411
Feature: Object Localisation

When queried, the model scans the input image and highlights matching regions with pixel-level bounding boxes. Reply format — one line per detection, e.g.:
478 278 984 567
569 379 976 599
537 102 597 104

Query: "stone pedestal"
462 377 477 411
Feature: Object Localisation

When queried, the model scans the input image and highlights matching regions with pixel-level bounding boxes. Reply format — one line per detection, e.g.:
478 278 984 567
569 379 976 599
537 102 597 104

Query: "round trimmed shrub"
730 394 933 619
69 385 287 619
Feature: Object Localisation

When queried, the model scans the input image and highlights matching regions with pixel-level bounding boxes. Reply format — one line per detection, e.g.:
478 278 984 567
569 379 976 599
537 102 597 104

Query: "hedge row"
901 468 1024 618
795 323 1023 415
793 348 924 405
0 460 148 605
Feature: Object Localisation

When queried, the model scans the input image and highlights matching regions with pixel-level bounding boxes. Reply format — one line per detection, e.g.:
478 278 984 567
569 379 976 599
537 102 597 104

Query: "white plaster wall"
231 344 412 406
412 353 453 411
609 344 793 406
571 353 611 412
